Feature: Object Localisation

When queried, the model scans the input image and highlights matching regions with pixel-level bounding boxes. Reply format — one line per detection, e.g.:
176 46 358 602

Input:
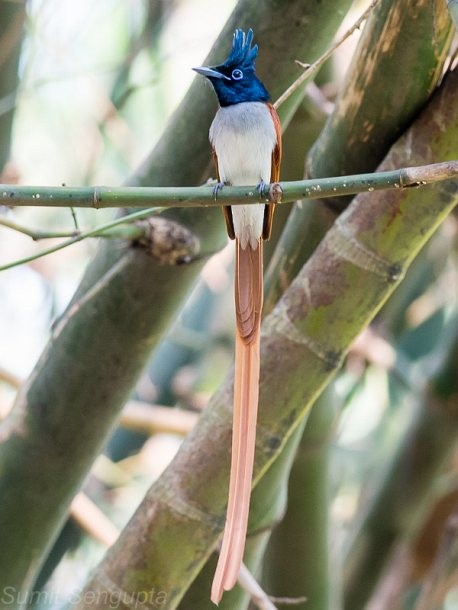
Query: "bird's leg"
256 179 268 199
213 181 229 200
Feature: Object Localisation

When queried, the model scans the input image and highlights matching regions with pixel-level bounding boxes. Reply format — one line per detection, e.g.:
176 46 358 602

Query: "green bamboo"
72 66 458 610
263 387 338 610
1 163 456 274
1 162 456 210
32 273 221 597
0 0 25 174
376 241 441 338
265 0 454 311
0 0 352 601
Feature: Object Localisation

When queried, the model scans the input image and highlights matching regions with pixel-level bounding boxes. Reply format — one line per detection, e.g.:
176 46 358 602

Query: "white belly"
209 102 277 249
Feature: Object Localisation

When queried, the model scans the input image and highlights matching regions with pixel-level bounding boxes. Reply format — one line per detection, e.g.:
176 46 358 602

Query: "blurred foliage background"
0 1 457 609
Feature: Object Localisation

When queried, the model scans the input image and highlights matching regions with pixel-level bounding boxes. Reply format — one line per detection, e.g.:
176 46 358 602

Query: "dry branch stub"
133 217 200 265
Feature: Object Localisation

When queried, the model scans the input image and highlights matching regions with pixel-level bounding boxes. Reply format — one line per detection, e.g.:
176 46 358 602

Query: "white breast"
209 102 277 249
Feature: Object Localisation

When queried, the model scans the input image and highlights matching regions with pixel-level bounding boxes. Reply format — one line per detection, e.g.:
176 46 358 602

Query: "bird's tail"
211 238 262 605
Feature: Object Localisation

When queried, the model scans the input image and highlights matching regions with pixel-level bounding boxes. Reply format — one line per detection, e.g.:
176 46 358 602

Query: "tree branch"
1 161 456 273
238 563 278 610
1 161 457 210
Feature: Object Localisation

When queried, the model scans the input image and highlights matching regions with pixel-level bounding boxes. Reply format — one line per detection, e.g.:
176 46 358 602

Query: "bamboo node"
269 182 283 203
329 219 405 283
267 300 344 370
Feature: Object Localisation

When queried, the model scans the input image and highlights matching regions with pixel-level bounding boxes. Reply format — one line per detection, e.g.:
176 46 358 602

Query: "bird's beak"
193 66 230 80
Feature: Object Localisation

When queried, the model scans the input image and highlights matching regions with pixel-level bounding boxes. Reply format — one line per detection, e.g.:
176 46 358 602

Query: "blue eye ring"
231 68 243 80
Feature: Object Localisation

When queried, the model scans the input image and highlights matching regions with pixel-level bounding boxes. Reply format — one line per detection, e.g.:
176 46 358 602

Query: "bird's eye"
231 68 243 80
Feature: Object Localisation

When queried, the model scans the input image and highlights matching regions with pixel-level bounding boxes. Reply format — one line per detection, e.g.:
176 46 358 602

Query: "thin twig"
70 492 120 547
120 400 199 436
274 0 381 109
0 216 80 240
0 209 149 272
237 564 307 609
238 563 278 610
70 207 79 232
269 596 308 606
0 365 22 389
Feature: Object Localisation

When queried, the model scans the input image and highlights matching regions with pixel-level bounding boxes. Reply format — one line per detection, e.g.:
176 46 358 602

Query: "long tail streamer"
211 238 263 604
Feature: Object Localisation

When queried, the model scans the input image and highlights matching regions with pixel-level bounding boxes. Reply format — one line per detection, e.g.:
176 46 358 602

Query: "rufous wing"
263 103 282 240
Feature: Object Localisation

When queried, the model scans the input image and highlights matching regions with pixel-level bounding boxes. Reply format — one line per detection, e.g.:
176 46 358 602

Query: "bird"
193 28 282 604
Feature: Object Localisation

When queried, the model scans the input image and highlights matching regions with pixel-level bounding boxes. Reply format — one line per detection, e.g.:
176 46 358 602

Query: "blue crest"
193 28 270 106
223 29 258 70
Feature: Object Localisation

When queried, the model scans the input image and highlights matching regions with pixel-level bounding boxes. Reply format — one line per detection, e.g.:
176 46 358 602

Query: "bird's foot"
212 181 227 200
256 179 268 199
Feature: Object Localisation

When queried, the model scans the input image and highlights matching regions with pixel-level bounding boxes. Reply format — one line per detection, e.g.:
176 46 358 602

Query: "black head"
193 29 270 107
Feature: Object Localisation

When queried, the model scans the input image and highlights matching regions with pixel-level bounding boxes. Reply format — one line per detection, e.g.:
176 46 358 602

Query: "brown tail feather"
211 239 262 604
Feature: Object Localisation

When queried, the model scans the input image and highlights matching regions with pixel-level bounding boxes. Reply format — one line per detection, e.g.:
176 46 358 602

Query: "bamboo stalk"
262 387 338 610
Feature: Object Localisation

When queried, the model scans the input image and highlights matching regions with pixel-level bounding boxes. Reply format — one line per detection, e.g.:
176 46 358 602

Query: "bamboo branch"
0 211 148 272
1 161 456 273
0 365 21 389
120 401 199 436
1 161 457 210
0 216 81 239
238 563 278 610
70 492 120 548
